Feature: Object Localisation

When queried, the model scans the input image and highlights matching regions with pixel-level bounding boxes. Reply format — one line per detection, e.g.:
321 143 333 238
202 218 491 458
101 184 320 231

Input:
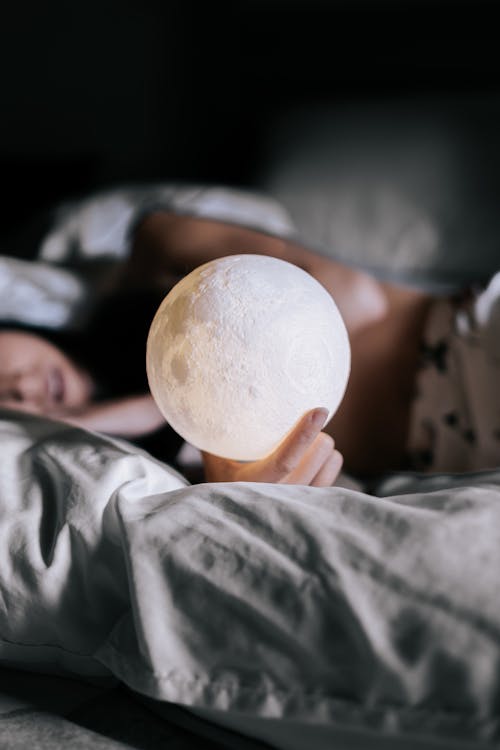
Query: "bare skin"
328 284 433 474
0 211 435 481
125 212 435 476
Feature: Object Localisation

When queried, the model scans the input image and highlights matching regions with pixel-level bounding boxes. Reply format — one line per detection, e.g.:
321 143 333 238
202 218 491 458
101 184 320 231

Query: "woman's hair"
81 288 165 397
0 320 88 373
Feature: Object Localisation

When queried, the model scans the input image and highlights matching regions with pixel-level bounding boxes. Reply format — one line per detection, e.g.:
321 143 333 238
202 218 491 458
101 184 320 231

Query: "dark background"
1 0 499 245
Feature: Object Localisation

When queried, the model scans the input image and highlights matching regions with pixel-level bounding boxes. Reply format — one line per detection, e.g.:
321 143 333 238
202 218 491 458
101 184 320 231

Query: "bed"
1 185 500 749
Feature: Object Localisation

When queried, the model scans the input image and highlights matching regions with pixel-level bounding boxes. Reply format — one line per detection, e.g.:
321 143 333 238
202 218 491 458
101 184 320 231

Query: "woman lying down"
0 210 498 484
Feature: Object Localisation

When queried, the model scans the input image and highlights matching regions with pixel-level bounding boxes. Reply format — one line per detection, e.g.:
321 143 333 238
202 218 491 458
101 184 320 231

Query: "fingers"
266 407 328 482
283 431 335 485
311 448 343 487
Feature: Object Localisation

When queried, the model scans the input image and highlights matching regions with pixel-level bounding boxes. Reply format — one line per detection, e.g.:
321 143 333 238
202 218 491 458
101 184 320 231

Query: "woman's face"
0 331 93 416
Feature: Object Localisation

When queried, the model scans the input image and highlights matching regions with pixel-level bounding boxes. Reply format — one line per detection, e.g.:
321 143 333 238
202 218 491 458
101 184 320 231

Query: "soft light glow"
146 254 351 461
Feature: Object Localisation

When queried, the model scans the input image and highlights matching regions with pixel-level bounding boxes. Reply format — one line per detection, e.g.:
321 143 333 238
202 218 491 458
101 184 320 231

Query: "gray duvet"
1 409 499 749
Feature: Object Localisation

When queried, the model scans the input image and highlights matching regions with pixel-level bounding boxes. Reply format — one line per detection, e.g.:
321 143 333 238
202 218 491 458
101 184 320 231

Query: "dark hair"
0 320 88 373
82 288 165 397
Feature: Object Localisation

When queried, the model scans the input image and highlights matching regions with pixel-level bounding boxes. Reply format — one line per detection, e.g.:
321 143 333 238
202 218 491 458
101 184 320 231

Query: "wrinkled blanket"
1 409 500 749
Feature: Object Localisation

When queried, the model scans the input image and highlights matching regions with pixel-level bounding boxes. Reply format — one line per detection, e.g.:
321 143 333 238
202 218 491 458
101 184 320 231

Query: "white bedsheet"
1 409 499 748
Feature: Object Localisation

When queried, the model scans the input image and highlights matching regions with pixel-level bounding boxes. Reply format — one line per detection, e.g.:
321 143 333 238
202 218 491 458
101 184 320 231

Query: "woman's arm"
52 394 165 437
126 212 293 278
124 212 388 333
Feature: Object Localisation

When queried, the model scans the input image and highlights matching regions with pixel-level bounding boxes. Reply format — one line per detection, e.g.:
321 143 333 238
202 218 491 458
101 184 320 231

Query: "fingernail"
311 407 328 429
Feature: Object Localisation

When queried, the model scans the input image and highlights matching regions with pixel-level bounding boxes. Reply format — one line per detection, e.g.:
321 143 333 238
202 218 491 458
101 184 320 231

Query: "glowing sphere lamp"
146 254 350 461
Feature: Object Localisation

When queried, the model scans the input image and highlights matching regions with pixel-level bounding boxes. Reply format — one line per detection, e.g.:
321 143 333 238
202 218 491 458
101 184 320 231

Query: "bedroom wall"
0 0 499 265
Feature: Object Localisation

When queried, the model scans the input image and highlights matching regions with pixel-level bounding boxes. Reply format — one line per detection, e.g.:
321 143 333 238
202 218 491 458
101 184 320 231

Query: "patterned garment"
407 272 500 472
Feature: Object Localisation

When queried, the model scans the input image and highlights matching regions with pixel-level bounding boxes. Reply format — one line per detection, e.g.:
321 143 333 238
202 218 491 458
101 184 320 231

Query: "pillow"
0 255 86 329
1 409 500 748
